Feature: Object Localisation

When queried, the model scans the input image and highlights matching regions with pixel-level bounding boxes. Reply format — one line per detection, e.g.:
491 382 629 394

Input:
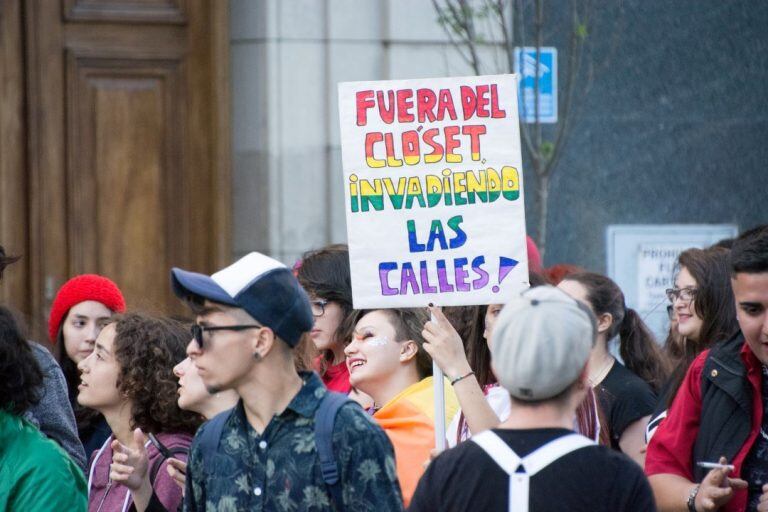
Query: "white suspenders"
471 431 595 512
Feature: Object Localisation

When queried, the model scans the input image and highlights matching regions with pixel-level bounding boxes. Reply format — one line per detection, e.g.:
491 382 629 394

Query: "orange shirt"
373 377 459 506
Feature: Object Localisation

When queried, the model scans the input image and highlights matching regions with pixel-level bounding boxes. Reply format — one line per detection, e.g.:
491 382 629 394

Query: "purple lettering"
419 261 437 293
436 259 454 292
400 262 421 295
454 257 470 291
471 255 489 289
378 262 398 296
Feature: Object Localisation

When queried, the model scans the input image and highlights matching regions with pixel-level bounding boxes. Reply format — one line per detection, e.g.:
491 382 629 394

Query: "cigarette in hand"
696 462 735 472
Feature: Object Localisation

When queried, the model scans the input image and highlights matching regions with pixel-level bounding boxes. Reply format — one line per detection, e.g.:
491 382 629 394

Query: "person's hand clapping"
695 457 748 511
422 305 471 379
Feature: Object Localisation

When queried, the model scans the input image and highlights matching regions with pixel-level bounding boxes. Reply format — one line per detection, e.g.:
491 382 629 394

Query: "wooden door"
7 0 230 340
0 0 27 310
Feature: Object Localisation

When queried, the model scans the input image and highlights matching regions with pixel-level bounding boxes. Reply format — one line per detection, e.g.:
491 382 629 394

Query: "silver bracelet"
450 371 475 386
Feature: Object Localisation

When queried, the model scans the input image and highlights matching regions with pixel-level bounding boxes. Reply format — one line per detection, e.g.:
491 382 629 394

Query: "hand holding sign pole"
338 74 529 450
431 310 446 451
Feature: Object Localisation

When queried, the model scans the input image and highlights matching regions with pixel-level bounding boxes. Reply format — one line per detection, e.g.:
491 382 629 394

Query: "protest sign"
338 74 529 309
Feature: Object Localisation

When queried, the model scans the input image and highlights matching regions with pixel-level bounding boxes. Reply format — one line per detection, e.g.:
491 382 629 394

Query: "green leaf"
576 23 588 39
540 141 555 162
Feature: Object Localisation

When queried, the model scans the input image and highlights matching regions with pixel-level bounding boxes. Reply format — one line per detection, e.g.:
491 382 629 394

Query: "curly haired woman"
0 306 87 511
77 313 201 512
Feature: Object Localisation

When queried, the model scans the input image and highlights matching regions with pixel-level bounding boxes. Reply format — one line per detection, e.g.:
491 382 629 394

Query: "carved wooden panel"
0 0 28 308
17 0 229 338
66 52 186 311
63 0 187 24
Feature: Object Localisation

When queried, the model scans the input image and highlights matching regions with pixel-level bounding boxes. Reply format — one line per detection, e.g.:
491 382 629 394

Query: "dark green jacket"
0 409 87 511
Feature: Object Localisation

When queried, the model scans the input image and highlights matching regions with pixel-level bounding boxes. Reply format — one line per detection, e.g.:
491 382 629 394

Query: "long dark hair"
0 306 43 415
663 247 739 406
296 244 354 370
563 272 670 393
54 327 103 436
466 305 493 386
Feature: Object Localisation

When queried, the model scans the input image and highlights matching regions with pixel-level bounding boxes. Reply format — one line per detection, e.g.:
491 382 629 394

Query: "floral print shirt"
184 372 403 511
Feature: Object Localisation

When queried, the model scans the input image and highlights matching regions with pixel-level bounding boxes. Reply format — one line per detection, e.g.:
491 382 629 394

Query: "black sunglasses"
190 323 262 350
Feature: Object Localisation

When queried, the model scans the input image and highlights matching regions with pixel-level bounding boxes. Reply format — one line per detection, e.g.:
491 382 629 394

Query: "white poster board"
338 74 529 309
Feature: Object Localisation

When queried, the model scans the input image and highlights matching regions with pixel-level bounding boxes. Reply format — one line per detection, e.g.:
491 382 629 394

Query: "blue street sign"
514 47 558 123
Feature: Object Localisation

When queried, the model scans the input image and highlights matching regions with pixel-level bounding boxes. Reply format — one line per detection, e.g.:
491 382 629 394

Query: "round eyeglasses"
310 299 328 317
665 287 698 304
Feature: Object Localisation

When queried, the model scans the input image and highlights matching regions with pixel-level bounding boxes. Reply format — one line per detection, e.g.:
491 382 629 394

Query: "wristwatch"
687 484 700 512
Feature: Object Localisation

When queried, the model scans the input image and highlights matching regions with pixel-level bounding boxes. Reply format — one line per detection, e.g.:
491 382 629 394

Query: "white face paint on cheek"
367 336 390 347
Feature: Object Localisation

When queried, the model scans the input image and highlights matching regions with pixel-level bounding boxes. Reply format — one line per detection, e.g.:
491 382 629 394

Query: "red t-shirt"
314 357 351 394
645 343 763 512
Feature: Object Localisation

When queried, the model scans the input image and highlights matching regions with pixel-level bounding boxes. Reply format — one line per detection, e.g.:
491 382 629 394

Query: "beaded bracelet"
686 484 700 512
450 371 475 386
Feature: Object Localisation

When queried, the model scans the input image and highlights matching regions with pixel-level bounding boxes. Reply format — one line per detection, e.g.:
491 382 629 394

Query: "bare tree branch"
544 0 585 179
432 0 598 258
495 0 516 73
533 0 543 169
432 0 483 73
458 0 482 73
514 0 540 167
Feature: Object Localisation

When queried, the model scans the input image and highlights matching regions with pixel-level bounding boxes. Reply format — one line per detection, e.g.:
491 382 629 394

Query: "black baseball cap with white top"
171 252 313 348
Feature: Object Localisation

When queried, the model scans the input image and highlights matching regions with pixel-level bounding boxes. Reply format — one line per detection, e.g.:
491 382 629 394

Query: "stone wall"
229 0 768 270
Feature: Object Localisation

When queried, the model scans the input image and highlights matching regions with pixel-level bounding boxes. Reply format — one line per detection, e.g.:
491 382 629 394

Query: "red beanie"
48 274 126 343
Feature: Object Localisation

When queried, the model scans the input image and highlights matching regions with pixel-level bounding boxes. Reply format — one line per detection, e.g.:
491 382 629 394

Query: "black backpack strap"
314 392 350 511
149 446 189 485
196 409 232 474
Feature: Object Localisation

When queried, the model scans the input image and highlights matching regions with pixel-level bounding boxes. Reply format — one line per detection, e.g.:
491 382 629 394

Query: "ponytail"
575 387 611 446
618 308 670 393
563 272 672 394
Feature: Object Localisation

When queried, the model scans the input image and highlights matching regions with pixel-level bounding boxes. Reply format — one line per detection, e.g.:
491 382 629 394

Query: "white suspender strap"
472 431 527 511
471 430 522 474
472 431 595 512
520 433 595 475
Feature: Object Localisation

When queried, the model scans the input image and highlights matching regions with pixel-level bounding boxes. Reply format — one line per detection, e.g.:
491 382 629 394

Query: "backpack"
196 391 350 511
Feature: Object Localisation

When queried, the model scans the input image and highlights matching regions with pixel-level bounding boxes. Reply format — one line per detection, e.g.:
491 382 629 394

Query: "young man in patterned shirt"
171 252 404 511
